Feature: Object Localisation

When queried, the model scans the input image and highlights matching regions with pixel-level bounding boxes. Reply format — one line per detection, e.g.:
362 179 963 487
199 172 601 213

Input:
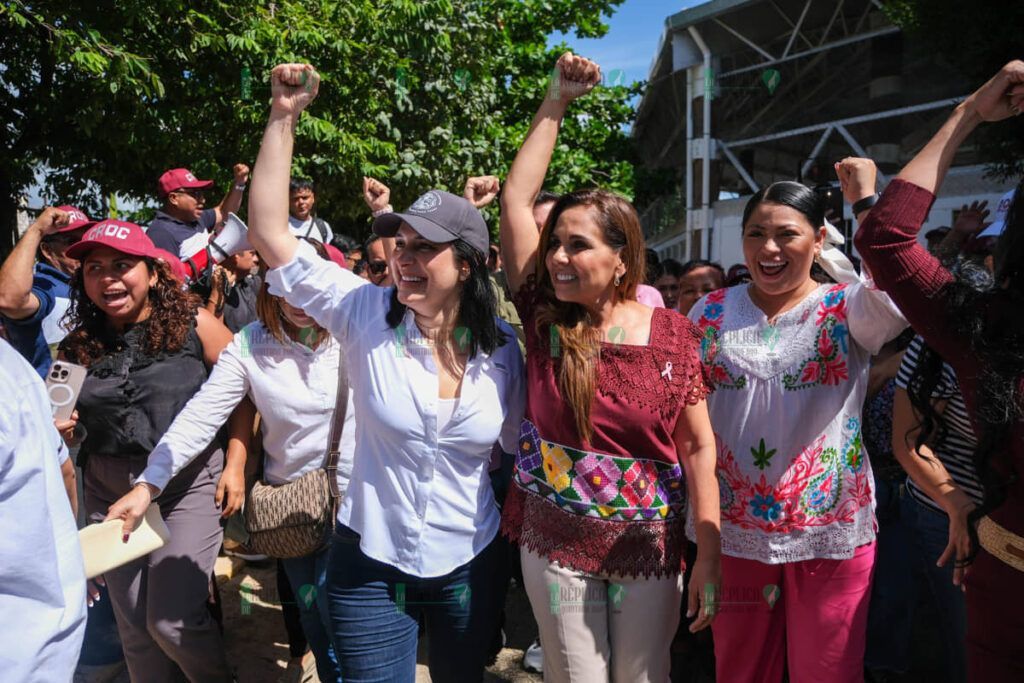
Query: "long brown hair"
534 189 646 445
254 282 330 349
254 237 332 348
61 258 200 366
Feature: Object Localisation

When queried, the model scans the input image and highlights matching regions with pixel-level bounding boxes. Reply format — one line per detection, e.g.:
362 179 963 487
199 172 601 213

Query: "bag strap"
322 347 349 501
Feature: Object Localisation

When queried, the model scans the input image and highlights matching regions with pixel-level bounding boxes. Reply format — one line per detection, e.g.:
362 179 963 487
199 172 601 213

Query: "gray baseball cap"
372 190 489 256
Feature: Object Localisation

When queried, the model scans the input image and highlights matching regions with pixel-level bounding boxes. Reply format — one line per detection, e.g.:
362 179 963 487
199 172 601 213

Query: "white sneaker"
523 639 543 674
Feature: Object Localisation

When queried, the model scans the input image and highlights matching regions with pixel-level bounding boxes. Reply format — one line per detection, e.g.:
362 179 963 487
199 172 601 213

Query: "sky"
549 1 709 86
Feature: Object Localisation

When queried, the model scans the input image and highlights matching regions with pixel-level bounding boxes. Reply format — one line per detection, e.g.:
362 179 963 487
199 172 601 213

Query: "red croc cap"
53 205 96 234
322 243 349 269
152 248 189 282
66 220 163 260
158 168 214 198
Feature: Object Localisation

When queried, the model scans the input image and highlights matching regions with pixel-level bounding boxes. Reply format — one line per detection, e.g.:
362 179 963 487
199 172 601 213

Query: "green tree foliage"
0 0 638 250
883 0 1024 180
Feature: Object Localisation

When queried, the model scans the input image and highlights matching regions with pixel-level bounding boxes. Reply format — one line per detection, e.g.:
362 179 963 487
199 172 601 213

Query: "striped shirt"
895 336 984 513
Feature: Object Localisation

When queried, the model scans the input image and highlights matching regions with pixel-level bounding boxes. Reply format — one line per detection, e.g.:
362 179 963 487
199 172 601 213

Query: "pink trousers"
711 542 876 683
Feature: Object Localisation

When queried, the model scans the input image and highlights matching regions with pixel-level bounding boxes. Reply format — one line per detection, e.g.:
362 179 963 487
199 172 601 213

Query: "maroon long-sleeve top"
854 179 1024 537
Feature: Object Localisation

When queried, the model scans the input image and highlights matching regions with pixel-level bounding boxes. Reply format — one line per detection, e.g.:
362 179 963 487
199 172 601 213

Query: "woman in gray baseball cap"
245 63 525 683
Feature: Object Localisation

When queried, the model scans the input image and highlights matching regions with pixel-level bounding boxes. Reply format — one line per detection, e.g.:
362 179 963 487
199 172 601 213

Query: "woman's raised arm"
500 53 601 295
247 63 321 268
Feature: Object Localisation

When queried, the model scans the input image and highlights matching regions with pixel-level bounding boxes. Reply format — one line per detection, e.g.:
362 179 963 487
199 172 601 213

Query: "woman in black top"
59 220 246 683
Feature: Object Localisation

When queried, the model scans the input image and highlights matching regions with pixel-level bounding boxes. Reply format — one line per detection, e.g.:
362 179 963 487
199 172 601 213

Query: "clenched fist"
834 157 877 206
463 176 500 209
548 52 602 104
270 63 320 115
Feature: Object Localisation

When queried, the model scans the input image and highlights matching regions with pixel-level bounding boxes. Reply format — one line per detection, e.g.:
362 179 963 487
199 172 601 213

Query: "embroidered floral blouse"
689 282 905 564
501 279 709 578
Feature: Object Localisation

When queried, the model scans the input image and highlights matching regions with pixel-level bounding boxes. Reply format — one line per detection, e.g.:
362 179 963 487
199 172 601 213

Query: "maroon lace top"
500 279 710 578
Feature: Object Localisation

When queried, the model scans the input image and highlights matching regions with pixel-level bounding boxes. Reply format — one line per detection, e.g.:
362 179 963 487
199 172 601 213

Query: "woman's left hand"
937 503 976 590
687 554 721 632
215 463 246 518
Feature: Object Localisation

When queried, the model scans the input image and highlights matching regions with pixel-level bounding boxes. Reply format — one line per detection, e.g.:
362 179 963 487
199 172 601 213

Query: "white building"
634 0 1015 267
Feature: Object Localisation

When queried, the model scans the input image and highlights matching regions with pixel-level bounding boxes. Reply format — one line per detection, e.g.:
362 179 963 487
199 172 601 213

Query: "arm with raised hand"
499 53 602 295
935 200 990 264
247 64 320 268
363 176 396 265
248 64 367 339
852 60 1024 364
0 207 69 319
213 163 250 225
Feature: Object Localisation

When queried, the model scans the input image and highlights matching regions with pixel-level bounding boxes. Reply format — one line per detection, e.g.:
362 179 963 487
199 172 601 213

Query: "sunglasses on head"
368 260 387 275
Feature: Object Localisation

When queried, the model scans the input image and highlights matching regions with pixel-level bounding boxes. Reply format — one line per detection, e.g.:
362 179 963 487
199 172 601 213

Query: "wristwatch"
852 193 880 215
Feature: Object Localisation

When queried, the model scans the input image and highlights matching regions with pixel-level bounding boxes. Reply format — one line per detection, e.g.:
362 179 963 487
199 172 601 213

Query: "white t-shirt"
0 339 87 681
288 215 334 242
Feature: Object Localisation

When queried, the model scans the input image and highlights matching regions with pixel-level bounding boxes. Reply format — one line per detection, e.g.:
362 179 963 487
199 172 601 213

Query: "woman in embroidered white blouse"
688 177 906 682
243 64 525 683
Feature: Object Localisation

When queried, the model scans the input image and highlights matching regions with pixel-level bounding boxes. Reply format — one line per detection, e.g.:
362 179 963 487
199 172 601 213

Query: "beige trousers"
521 547 683 683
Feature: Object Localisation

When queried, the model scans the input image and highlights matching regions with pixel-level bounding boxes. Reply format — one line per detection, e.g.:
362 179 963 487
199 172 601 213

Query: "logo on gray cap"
410 191 442 214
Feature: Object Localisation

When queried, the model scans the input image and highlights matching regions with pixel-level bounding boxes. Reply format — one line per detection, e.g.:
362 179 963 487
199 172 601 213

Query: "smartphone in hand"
45 360 87 421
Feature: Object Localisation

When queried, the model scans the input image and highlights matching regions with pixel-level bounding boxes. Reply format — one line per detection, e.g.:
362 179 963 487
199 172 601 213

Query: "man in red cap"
146 164 249 258
0 206 95 376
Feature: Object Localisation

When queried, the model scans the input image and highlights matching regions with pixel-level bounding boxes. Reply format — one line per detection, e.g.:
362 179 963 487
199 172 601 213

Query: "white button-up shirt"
0 339 86 682
138 322 356 493
267 241 525 577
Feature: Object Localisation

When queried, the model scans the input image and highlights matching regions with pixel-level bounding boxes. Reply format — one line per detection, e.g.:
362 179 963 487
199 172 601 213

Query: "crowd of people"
1 53 1022 683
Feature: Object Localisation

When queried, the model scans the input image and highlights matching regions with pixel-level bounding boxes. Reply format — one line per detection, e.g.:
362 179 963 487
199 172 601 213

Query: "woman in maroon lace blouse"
498 52 721 682
853 60 1024 681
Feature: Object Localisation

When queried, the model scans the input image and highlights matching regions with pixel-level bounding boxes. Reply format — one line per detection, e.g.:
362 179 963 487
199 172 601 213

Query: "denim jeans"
865 474 915 672
902 493 968 682
325 523 507 683
864 476 968 682
281 546 342 682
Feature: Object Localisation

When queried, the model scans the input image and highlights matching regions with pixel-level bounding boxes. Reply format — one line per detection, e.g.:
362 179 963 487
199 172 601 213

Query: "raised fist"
548 52 602 103
964 60 1024 122
232 163 250 184
32 206 71 236
270 63 320 115
463 175 500 209
362 177 391 213
834 157 877 205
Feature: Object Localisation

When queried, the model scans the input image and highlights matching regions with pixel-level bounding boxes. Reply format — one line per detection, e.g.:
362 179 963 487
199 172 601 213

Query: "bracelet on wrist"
371 205 393 218
852 193 880 215
233 183 248 191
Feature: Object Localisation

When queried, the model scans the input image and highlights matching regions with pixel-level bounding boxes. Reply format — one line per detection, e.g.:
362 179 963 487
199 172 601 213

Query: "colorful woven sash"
514 420 686 522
